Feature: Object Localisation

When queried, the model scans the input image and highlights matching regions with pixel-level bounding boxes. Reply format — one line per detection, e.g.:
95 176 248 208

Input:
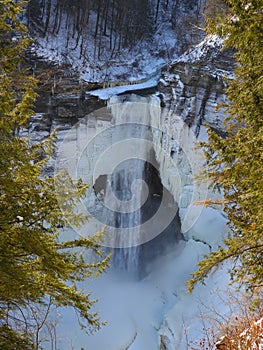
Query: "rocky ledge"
24 53 106 138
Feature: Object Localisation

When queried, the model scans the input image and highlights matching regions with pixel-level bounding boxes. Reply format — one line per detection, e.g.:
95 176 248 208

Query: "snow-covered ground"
175 35 224 64
50 209 229 350
168 34 234 80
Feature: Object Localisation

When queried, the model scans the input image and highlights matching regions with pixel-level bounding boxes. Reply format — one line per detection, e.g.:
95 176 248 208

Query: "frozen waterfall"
92 95 182 274
54 92 228 350
100 98 153 272
56 93 209 274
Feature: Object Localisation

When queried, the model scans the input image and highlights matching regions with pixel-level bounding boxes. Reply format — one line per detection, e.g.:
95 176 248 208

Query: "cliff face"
23 56 106 144
155 37 235 350
25 0 235 138
159 35 235 137
26 34 235 149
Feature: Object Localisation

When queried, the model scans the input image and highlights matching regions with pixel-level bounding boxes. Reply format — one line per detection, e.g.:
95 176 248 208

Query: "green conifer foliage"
188 0 263 293
0 1 109 348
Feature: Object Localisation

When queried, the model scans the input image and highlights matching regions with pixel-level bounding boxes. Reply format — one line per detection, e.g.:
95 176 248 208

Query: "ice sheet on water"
87 76 160 100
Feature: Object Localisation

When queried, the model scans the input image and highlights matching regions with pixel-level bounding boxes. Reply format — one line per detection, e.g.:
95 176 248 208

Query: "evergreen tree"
0 1 109 348
188 0 263 293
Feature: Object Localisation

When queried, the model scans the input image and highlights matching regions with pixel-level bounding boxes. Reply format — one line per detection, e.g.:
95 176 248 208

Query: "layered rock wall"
159 36 235 136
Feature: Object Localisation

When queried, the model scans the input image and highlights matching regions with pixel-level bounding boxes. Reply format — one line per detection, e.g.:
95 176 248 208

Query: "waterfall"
53 92 228 350
55 94 184 275
102 97 152 272
98 95 181 274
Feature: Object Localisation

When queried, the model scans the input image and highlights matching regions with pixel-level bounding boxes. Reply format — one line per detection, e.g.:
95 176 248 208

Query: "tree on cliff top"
0 1 109 348
188 0 263 293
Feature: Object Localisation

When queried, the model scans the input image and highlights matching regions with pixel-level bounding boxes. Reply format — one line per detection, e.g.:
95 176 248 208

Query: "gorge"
21 1 236 349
